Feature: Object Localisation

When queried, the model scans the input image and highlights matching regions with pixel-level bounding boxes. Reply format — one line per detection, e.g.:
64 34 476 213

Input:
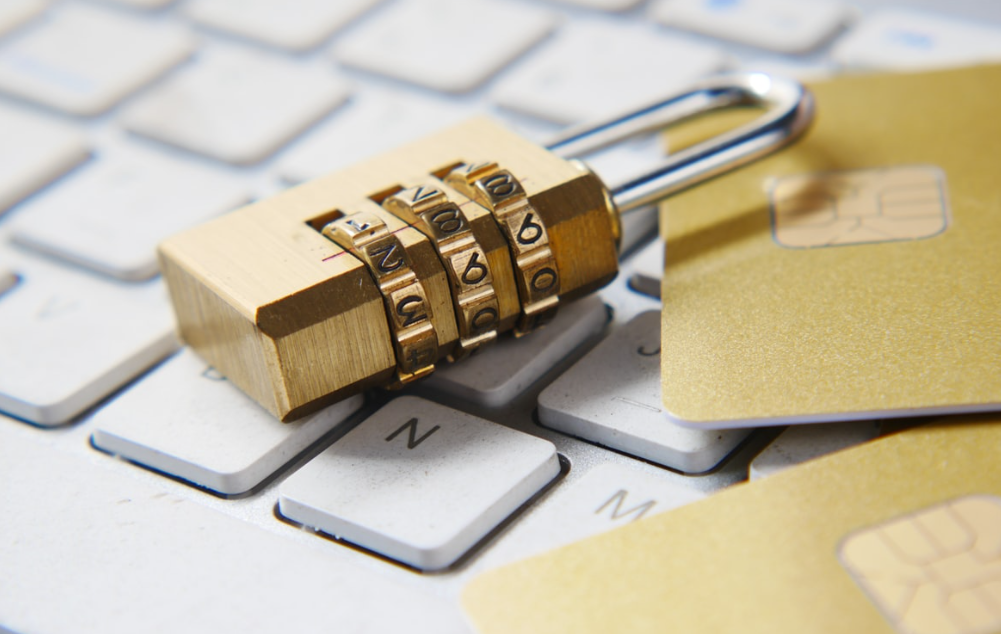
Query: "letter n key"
385 417 440 449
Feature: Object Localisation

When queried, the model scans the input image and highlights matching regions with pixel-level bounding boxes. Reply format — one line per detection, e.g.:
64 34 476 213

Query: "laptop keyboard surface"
1 1 999 632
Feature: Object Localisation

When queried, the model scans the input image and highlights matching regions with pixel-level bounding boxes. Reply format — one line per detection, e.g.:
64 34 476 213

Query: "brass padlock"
158 73 813 421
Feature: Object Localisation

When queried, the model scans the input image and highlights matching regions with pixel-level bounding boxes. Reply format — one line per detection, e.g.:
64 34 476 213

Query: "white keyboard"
2 1 999 632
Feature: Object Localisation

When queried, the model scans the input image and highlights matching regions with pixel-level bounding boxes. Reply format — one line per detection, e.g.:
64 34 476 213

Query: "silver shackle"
545 72 815 214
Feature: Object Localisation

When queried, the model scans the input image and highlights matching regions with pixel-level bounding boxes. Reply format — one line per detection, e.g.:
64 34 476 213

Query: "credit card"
463 414 1001 634
657 64 1001 428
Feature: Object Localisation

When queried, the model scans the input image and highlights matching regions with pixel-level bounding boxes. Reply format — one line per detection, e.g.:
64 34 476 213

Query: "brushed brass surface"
158 117 620 420
446 163 561 335
322 207 443 386
382 180 504 359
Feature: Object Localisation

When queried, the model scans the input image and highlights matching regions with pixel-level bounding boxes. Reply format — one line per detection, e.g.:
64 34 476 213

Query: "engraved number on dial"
430 207 463 234
484 173 516 198
516 213 543 245
460 252 488 286
407 347 435 369
346 218 371 232
370 243 403 273
409 186 436 203
396 296 427 327
531 267 557 292
472 307 498 330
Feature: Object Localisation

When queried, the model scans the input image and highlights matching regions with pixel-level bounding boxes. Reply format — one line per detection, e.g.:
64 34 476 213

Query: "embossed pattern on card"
839 495 1001 634
770 165 948 248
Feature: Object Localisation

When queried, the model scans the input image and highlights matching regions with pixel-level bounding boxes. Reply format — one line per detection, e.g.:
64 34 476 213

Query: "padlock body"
159 117 619 420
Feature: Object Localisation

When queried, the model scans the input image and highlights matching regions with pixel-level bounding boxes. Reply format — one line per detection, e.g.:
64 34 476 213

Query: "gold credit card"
462 415 1001 634
657 65 1001 428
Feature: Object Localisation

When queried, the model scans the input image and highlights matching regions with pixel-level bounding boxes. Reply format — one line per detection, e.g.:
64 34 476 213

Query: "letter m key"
595 490 656 522
385 417 440 449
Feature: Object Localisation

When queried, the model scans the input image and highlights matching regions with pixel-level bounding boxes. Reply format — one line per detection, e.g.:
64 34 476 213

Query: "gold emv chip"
770 165 949 248
839 495 1001 634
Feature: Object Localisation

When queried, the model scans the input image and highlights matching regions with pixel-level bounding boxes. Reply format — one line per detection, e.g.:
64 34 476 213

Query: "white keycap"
600 270 663 330
749 421 881 480
185 0 382 51
551 0 643 11
650 0 851 55
11 144 249 280
539 311 750 473
0 102 88 214
0 426 469 634
577 134 666 190
482 463 705 565
277 89 470 183
123 46 349 165
91 348 364 494
831 9 1001 71
279 396 560 571
0 5 194 116
739 57 836 82
100 0 175 7
332 0 558 93
424 295 607 409
493 20 727 124
627 237 663 299
0 0 46 37
0 251 177 426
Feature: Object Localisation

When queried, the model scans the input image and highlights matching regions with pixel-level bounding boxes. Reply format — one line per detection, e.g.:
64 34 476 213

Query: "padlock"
158 73 813 421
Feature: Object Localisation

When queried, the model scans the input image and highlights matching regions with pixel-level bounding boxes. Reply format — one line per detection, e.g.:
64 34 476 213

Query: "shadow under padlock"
157 72 814 421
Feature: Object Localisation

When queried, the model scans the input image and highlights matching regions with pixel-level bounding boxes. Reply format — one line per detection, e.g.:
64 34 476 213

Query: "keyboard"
2 1 1000 632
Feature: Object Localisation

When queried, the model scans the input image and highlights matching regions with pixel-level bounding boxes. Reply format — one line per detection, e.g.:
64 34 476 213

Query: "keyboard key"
749 420 881 480
0 102 88 214
493 20 727 124
10 144 249 280
279 396 560 571
831 9 1001 71
99 0 175 7
424 295 607 409
277 89 470 183
332 0 557 93
0 0 46 37
739 57 836 81
0 5 194 116
91 348 364 495
123 46 349 165
538 311 750 473
481 463 705 565
599 269 662 331
185 0 383 51
626 237 663 299
551 0 644 10
650 0 851 55
0 251 178 426
0 425 468 634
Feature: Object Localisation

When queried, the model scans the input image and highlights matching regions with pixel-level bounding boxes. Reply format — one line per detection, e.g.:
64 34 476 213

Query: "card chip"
839 495 1001 634
770 165 948 248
